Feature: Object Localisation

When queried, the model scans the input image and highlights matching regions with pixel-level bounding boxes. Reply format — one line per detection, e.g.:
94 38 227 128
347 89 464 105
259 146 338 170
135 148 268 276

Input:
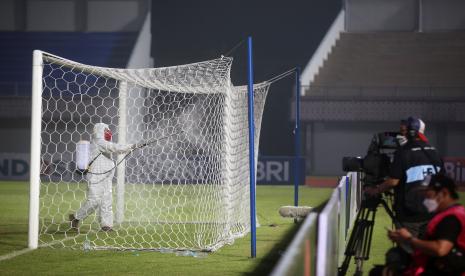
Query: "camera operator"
397 118 428 147
366 117 442 233
365 117 443 271
388 174 465 275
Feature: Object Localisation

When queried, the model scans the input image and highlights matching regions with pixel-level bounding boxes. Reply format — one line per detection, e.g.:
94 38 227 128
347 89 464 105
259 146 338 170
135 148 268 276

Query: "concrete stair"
311 32 465 88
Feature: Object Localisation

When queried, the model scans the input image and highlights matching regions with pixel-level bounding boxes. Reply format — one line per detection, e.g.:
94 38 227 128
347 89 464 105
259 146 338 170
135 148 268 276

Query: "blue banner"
257 156 306 185
0 153 30 180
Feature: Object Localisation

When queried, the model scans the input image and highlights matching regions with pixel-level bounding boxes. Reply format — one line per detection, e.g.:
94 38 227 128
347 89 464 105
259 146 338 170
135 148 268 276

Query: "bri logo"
443 157 465 187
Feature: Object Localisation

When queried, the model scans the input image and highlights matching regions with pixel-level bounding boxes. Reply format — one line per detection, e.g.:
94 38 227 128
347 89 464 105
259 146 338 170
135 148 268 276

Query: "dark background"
151 0 341 155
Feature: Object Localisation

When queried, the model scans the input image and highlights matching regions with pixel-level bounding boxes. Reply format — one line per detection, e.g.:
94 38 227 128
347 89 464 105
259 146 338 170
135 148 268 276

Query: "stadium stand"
0 32 137 119
298 31 465 176
0 32 137 90
312 32 465 88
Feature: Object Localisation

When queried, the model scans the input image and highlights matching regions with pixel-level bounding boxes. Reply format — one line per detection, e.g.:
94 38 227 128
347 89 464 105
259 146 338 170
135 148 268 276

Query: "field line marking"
0 248 32 262
0 236 74 262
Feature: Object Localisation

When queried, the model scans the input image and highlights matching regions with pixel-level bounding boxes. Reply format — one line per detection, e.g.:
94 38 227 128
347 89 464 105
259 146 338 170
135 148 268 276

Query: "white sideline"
0 237 74 262
0 248 32 262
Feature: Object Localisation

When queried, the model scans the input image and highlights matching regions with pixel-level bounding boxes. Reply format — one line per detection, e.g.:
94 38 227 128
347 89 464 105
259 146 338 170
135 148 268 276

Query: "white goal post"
29 50 270 251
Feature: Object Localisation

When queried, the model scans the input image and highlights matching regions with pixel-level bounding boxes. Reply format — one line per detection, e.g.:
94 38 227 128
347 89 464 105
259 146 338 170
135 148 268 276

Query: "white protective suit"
75 123 134 228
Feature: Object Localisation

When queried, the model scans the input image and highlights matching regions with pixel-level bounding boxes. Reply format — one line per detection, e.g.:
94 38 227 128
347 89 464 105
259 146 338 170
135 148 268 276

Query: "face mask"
423 198 438 213
104 129 112 141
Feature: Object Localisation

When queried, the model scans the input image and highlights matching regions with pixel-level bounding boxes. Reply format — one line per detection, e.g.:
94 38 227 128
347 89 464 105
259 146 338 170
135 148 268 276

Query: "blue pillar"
247 36 257 258
294 67 301 207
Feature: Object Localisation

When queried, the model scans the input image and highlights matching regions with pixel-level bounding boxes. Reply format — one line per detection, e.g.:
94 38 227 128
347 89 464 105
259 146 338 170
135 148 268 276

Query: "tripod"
338 194 397 276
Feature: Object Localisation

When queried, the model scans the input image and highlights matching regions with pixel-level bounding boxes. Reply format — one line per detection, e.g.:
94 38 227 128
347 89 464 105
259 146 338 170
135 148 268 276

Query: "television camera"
342 131 400 186
339 132 401 276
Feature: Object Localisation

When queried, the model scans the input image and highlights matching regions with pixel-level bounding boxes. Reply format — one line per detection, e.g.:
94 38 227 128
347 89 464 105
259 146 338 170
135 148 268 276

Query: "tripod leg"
338 201 378 276
379 199 401 226
354 206 377 275
339 206 367 276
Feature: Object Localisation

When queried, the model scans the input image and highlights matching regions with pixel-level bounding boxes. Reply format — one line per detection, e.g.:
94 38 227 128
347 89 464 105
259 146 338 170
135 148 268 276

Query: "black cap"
426 174 459 199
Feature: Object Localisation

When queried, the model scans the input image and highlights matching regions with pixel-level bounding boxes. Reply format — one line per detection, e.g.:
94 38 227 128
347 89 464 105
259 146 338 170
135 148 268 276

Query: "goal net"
32 51 270 251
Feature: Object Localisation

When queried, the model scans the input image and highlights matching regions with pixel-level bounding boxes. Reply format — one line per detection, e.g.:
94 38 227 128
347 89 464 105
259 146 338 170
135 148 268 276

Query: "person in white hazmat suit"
69 123 136 232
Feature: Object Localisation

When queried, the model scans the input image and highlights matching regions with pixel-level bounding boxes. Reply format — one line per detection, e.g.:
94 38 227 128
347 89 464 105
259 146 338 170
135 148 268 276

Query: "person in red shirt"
388 174 465 275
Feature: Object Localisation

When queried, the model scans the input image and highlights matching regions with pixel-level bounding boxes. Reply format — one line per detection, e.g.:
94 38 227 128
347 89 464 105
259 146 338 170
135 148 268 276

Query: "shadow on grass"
246 200 328 276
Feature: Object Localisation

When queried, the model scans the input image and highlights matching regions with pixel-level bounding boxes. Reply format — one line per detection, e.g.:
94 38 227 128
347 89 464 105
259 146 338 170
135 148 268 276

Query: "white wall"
87 0 140 32
421 0 465 31
0 0 16 30
306 121 465 176
301 10 344 92
307 121 396 176
346 0 465 32
127 12 153 68
346 0 417 32
27 0 76 31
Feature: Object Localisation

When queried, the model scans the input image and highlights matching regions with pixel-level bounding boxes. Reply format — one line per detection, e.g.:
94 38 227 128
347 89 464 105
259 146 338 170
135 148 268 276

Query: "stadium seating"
0 32 137 119
312 32 465 88
0 32 137 94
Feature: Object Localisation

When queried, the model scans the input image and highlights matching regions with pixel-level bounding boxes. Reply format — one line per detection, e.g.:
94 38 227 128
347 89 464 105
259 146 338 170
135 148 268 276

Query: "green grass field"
0 181 331 275
4 181 462 275
38 182 262 251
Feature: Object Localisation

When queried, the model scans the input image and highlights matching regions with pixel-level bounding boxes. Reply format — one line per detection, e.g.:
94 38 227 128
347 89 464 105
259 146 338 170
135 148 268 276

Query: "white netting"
37 52 270 251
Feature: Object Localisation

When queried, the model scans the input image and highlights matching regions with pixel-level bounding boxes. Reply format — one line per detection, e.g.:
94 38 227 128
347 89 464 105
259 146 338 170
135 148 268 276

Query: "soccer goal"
29 50 270 251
